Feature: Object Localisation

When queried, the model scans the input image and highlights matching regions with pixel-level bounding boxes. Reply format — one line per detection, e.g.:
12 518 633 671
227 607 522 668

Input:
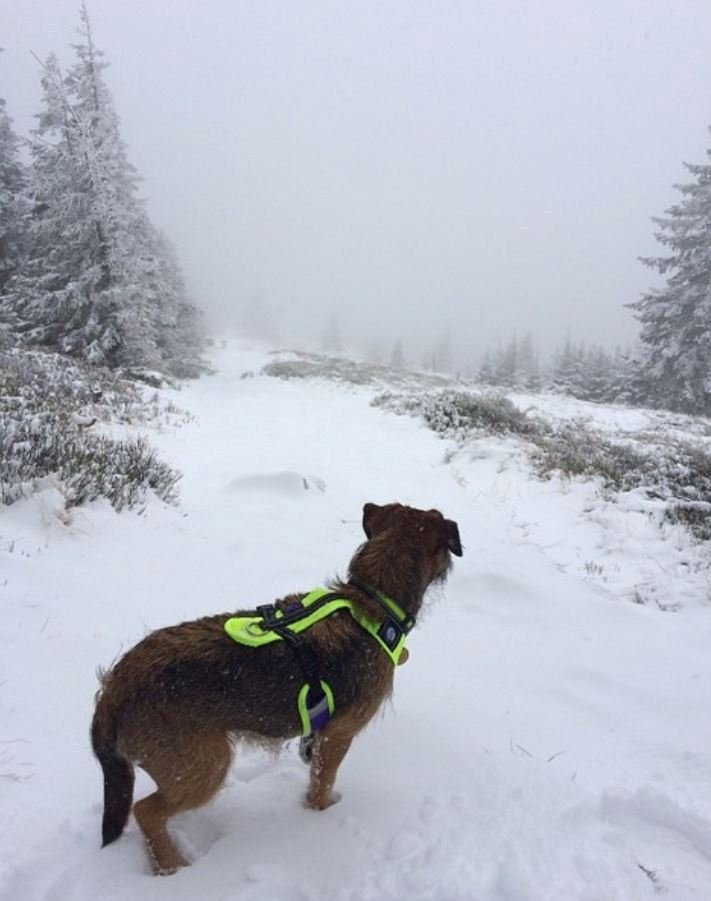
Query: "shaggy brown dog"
91 502 462 874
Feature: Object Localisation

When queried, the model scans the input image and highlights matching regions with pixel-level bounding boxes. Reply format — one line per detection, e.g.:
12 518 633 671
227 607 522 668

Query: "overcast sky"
3 1 711 365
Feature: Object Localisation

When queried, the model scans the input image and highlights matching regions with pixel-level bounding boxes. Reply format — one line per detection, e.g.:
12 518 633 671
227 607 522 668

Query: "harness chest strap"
223 586 413 737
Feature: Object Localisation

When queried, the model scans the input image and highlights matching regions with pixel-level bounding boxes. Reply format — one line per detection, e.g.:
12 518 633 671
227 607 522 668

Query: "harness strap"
269 621 323 704
348 578 415 630
347 578 415 659
224 585 414 753
255 591 345 629
267 608 337 738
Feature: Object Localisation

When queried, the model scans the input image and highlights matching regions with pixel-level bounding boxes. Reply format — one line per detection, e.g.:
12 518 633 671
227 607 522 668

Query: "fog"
3 0 711 367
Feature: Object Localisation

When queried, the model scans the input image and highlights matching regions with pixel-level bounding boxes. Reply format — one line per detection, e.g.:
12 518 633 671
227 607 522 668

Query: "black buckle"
256 604 286 629
377 617 403 651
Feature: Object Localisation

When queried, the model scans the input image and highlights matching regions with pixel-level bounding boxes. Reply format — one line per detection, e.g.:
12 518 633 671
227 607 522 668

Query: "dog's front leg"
305 721 353 810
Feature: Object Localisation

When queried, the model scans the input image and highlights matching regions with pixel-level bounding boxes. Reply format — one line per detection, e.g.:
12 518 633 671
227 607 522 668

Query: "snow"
1 339 711 900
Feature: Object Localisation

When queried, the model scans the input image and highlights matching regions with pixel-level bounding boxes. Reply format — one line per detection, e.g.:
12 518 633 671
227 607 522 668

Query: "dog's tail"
91 687 135 847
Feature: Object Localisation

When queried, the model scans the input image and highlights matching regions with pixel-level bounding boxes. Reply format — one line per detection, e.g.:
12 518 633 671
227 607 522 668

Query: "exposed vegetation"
0 349 181 511
373 389 541 440
375 385 711 542
261 350 454 389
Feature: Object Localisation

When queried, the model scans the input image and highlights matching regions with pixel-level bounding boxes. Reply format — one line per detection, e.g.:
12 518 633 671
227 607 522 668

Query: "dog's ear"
446 518 463 556
362 502 381 539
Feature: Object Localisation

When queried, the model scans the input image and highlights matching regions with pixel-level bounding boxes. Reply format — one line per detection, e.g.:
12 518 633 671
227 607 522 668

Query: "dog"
91 502 462 874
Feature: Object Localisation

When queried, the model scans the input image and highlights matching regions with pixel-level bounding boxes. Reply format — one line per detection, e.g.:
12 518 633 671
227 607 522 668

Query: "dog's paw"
304 790 342 811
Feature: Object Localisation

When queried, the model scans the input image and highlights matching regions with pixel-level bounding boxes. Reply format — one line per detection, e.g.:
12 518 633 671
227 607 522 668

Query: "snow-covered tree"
479 334 535 389
583 346 612 403
478 349 495 385
147 228 203 376
7 5 201 374
0 91 28 297
518 332 542 391
630 131 711 414
495 335 518 387
550 335 585 396
0 68 30 351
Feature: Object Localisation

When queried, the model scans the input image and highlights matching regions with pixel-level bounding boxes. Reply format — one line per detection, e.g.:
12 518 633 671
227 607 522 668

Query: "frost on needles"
1 5 203 378
631 129 711 416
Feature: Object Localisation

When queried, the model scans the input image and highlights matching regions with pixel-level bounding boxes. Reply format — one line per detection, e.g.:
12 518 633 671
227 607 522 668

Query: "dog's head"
361 502 462 585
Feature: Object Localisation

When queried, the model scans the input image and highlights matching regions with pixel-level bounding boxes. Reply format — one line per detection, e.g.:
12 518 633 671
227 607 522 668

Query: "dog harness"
224 581 415 742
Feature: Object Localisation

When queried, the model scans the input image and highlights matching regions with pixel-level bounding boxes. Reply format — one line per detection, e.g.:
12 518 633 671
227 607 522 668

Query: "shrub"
0 349 181 511
375 384 711 542
263 351 453 390
373 389 543 441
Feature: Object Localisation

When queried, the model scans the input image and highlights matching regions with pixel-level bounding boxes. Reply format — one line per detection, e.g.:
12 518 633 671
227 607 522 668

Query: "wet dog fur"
91 502 462 874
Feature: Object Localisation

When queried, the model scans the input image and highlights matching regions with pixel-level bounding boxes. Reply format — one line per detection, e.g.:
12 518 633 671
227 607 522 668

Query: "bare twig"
510 739 533 758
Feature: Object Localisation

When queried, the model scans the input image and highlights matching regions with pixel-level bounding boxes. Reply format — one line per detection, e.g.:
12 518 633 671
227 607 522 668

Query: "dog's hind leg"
133 731 232 875
305 719 355 811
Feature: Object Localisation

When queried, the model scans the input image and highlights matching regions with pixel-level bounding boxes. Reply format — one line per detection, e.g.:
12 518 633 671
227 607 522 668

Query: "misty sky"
3 1 711 366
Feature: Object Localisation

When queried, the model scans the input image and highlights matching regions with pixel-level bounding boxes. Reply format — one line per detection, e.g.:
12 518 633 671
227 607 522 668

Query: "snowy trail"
2 342 711 900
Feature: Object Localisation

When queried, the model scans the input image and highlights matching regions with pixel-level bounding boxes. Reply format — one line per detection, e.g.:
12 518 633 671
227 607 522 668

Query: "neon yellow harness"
224 586 412 737
224 587 408 665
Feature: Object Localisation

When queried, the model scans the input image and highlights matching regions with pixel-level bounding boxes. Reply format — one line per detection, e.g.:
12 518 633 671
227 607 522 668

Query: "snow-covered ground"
2 340 710 900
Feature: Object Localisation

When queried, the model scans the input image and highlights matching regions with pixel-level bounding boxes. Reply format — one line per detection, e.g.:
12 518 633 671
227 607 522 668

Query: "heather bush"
375 385 711 542
1 349 181 511
373 389 541 440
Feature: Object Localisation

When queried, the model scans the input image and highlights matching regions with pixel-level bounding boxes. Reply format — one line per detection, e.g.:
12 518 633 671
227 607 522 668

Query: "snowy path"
1 342 711 900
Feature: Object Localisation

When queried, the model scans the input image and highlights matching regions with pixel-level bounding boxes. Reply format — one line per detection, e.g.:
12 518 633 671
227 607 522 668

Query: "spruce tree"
631 131 711 414
496 335 518 388
0 89 29 345
478 349 495 385
7 5 201 374
584 346 612 403
0 93 28 295
518 332 543 390
550 336 585 397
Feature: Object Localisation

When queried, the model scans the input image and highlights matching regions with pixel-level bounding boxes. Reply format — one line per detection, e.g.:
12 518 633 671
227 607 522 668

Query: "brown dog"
91 502 462 873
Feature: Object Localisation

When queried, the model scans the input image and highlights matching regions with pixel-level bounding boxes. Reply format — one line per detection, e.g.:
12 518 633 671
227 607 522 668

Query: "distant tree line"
481 128 711 415
476 334 644 405
0 4 202 377
323 123 711 417
369 111 711 417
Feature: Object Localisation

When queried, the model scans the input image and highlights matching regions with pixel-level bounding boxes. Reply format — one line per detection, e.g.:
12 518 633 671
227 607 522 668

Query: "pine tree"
550 336 585 397
477 349 494 385
0 91 28 294
518 332 543 390
496 335 518 388
630 130 711 414
7 5 201 373
148 228 203 376
0 87 29 345
583 345 612 403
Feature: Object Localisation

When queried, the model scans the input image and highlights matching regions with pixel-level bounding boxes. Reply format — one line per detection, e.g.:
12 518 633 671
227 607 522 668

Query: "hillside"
1 340 710 900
